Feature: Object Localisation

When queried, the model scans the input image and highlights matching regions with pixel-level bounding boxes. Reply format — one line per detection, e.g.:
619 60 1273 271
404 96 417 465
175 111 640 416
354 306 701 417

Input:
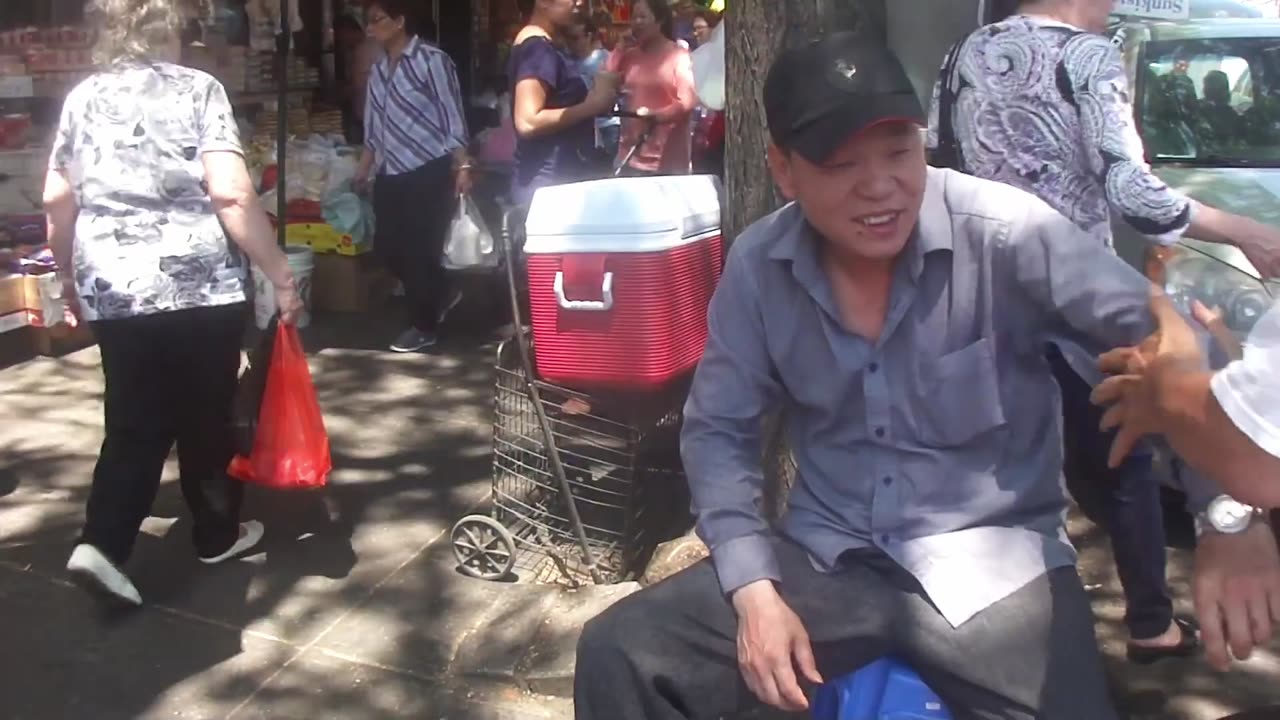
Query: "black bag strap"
930 40 966 173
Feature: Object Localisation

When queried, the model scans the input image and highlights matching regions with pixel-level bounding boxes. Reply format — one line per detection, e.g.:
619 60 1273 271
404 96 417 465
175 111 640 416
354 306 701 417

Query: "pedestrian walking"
45 0 304 607
354 0 473 354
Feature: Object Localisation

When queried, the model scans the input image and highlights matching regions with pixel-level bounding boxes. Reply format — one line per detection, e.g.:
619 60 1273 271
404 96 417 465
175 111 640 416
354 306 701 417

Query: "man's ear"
766 142 797 201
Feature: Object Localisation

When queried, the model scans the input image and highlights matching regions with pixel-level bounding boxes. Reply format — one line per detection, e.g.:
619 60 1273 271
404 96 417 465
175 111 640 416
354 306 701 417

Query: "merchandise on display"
0 25 95 99
252 131 373 258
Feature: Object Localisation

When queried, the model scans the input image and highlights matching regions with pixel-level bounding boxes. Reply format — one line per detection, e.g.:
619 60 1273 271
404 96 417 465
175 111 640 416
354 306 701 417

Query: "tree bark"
723 0 878 241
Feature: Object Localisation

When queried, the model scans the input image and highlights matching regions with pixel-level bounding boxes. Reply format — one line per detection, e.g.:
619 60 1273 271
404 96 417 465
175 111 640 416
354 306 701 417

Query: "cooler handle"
554 271 614 312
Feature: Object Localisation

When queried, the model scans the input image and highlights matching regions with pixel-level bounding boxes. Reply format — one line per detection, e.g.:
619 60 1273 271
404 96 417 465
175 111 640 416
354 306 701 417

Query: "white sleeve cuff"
1211 368 1280 460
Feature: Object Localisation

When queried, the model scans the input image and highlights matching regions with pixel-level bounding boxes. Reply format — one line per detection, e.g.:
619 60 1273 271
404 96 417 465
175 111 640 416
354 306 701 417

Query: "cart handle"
554 271 614 312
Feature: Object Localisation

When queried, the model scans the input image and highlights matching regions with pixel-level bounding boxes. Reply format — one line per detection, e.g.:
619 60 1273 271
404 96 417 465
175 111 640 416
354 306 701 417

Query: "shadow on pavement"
0 300 561 719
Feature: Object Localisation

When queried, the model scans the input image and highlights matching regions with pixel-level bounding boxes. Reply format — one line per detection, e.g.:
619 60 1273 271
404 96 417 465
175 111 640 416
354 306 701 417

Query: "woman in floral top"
44 0 302 607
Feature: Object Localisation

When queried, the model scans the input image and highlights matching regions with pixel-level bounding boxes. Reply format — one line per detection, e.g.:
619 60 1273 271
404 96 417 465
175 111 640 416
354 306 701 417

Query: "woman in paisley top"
929 0 1280 666
44 0 302 607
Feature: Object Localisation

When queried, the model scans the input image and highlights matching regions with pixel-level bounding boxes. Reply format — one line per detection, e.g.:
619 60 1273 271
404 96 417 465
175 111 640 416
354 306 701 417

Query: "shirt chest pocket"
908 337 1007 447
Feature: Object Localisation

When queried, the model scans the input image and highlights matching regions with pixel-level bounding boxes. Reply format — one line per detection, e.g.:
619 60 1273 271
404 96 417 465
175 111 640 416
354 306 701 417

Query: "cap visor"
788 93 926 165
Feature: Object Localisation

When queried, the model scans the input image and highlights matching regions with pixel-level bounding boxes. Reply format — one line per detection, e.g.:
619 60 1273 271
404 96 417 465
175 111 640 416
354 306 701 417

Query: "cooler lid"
523 175 722 254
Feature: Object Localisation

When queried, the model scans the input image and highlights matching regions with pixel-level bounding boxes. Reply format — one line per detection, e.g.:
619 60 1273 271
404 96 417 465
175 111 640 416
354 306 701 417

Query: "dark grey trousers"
575 540 1118 720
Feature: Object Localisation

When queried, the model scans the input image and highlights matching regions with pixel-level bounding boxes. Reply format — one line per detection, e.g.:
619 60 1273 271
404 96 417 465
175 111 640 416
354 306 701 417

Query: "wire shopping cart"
449 173 691 587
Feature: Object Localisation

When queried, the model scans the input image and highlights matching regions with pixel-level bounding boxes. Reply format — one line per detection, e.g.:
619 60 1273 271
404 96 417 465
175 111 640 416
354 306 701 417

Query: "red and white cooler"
522 175 724 391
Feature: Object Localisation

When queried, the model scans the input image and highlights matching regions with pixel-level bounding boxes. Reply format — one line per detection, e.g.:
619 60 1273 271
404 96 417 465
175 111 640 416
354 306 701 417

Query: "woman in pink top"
606 0 698 175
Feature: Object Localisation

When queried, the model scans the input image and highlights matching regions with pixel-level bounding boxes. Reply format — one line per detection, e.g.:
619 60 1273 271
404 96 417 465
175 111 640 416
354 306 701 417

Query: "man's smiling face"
769 121 927 263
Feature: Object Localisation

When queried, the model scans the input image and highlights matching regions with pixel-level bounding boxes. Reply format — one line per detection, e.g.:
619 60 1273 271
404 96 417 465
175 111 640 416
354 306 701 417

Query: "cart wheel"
452 515 517 580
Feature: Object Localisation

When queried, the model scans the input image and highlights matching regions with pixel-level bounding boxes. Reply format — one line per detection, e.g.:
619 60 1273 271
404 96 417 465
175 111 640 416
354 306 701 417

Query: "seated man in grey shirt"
574 35 1273 720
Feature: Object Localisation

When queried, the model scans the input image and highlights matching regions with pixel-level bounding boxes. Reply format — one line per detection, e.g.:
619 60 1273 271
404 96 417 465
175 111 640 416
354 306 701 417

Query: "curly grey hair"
87 0 183 65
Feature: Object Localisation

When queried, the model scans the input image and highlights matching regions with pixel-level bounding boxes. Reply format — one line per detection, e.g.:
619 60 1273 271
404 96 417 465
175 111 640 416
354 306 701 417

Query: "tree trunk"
723 0 879 241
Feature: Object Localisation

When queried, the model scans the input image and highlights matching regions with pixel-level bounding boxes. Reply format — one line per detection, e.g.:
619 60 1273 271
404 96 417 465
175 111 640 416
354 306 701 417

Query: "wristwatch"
1194 495 1265 538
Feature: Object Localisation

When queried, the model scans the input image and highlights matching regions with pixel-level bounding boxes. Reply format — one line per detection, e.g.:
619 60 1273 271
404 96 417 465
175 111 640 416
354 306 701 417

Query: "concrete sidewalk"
0 309 1276 719
0 310 605 720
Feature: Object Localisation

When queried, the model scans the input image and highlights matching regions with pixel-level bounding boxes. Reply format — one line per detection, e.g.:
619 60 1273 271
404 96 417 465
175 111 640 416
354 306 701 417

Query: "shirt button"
868 362 880 374
882 476 893 486
875 427 886 438
880 534 892 544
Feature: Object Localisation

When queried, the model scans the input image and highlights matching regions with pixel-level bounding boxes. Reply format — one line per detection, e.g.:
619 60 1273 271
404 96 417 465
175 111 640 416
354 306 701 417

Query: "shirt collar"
908 167 954 279
378 35 422 72
767 167 954 285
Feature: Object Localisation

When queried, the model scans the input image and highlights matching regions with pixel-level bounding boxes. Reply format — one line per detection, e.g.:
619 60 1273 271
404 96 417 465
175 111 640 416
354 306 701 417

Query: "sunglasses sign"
1112 0 1191 20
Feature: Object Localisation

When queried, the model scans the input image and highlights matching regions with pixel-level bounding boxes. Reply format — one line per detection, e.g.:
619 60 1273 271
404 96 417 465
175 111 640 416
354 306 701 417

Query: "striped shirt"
365 36 469 176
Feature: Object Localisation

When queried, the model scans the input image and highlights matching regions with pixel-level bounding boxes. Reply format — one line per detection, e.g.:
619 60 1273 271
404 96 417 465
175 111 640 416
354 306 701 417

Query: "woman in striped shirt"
355 0 473 353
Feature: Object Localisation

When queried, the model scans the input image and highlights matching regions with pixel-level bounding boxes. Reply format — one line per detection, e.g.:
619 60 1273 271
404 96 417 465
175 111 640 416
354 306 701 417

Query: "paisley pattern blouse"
928 16 1192 248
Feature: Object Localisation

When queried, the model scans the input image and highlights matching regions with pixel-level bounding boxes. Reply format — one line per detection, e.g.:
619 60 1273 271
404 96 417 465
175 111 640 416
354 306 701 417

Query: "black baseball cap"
764 33 925 164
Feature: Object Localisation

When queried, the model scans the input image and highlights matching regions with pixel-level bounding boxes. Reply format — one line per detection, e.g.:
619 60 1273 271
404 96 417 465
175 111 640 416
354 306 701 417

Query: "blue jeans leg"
1051 350 1174 641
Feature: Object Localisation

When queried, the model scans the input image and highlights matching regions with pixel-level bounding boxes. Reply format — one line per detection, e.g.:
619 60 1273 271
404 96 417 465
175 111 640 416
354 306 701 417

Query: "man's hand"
1092 289 1205 467
731 579 823 712
1193 522 1280 671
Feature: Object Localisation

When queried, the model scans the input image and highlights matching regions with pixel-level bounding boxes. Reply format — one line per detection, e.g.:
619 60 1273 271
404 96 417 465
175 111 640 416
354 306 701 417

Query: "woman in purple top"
509 0 620 207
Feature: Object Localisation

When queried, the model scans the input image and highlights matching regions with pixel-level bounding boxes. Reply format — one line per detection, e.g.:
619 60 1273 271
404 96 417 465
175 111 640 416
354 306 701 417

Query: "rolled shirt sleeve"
1211 302 1280 460
681 241 784 596
1071 35 1192 245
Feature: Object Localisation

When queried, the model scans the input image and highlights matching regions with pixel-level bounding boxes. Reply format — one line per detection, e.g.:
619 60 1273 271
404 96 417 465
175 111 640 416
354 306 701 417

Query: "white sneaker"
198 521 265 565
66 544 142 607
389 327 438 353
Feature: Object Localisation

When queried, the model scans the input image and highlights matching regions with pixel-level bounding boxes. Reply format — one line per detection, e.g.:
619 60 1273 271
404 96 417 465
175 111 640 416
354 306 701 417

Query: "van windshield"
1138 37 1280 166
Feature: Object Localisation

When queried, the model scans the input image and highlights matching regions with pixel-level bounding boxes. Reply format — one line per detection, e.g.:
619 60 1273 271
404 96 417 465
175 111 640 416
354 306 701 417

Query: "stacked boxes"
0 25 96 99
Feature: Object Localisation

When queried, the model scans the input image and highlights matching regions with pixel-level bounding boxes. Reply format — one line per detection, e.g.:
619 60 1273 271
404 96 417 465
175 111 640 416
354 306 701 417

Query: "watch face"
1208 497 1253 533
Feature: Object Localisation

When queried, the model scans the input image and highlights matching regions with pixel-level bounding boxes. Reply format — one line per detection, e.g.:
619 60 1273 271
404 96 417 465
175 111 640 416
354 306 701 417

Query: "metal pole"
276 0 291 247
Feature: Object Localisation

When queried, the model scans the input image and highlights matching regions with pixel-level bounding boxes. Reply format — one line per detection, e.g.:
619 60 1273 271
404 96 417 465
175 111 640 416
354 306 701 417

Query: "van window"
1139 37 1280 165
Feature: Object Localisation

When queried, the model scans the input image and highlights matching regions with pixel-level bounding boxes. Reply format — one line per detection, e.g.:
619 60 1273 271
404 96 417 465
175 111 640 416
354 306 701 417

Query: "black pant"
1050 349 1173 641
373 155 455 333
575 541 1118 720
83 305 246 564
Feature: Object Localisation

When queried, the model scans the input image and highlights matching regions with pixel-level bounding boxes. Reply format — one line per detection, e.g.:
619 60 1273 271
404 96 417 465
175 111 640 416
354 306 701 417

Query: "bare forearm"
218 197 291 287
516 102 597 139
46 202 76 275
1159 369 1280 508
1187 201 1256 247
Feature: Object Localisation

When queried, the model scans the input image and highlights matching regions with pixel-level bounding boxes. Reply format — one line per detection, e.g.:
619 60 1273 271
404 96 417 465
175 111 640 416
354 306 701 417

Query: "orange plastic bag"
228 322 331 489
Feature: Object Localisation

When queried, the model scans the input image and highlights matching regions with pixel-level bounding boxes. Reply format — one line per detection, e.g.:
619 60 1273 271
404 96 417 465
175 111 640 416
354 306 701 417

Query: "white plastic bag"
324 147 360 198
691 21 725 111
443 195 498 270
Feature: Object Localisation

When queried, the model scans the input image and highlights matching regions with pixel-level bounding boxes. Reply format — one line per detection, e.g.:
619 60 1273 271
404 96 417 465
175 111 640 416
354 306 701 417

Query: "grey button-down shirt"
682 168 1165 627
